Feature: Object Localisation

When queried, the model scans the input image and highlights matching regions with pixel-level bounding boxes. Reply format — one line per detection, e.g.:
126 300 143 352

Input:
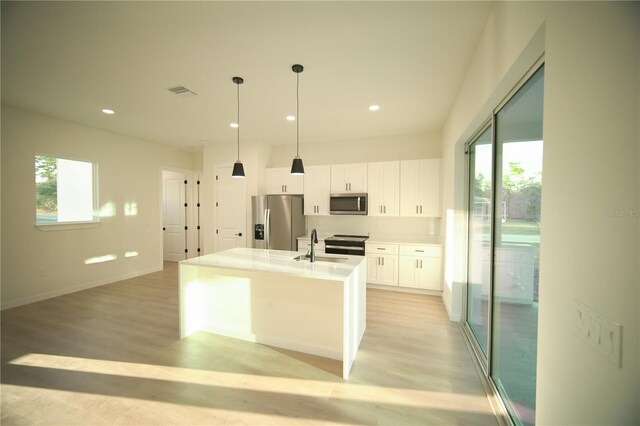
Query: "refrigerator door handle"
264 208 270 249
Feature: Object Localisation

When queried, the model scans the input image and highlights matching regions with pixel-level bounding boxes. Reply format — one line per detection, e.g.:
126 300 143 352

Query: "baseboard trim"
1 265 163 311
367 283 442 296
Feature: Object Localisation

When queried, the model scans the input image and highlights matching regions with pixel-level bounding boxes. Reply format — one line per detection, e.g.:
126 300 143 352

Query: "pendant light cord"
237 82 240 161
296 72 300 157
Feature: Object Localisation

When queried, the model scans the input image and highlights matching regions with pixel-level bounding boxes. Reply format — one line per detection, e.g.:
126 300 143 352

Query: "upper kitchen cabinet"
266 167 304 194
368 161 399 216
330 163 367 193
400 159 441 217
303 165 331 215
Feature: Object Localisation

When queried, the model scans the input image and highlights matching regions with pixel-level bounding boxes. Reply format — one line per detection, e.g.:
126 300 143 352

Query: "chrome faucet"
310 229 318 263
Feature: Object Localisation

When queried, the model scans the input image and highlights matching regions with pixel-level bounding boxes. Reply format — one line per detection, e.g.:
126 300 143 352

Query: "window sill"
35 221 100 231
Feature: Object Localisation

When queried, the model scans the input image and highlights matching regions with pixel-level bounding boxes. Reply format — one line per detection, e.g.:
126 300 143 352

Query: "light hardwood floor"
1 262 497 425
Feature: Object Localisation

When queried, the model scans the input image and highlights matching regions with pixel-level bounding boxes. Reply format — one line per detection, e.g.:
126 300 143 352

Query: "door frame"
159 166 199 262
461 56 545 426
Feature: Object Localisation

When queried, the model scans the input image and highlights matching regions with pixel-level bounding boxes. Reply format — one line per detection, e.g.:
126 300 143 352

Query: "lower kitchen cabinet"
366 243 398 286
367 254 398 286
398 245 442 290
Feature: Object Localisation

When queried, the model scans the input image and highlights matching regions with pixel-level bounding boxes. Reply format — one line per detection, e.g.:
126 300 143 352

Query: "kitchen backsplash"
306 215 440 238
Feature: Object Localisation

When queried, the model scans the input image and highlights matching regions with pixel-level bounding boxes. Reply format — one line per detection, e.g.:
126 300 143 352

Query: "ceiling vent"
168 86 198 97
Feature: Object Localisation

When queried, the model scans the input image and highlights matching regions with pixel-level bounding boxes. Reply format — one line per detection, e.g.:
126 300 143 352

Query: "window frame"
34 154 100 230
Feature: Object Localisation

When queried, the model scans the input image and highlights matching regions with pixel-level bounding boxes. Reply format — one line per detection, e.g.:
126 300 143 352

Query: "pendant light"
290 64 305 175
231 76 245 178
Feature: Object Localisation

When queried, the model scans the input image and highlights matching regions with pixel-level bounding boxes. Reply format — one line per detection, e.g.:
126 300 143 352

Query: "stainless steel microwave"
329 193 368 215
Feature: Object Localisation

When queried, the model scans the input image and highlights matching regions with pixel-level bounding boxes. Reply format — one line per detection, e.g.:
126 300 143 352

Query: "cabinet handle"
384 205 386 213
420 205 423 214
380 206 382 213
285 185 287 192
377 247 386 250
420 260 423 268
345 183 348 191
381 257 384 266
416 205 419 214
416 249 424 252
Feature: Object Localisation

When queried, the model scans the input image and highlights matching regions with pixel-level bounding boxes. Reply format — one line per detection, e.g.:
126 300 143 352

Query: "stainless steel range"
324 234 368 256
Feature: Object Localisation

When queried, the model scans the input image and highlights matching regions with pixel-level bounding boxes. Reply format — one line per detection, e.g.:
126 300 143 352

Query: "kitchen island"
179 247 367 379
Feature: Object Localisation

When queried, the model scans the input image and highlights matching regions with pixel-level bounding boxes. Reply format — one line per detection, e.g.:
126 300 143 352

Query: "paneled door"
163 170 187 261
215 165 247 251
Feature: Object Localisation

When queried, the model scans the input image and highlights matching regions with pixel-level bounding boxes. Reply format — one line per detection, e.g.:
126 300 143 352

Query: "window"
35 155 98 225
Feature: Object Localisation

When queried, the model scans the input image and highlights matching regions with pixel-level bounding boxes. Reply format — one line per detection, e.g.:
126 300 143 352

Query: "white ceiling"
1 1 494 150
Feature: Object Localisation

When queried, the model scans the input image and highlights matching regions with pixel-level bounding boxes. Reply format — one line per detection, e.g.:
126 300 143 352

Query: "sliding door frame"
461 55 545 426
462 117 495 375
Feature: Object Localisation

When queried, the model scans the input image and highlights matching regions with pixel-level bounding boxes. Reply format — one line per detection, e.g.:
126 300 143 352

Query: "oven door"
324 244 366 256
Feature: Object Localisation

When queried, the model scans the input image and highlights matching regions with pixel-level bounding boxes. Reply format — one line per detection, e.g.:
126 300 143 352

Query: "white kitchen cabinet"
366 243 398 286
400 159 441 217
330 163 367 193
303 165 331 215
368 161 399 216
266 167 304 194
398 245 442 290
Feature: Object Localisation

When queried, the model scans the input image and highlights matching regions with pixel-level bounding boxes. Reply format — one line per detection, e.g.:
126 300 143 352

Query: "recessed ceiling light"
102 108 115 114
230 123 239 128
368 105 380 111
286 115 296 121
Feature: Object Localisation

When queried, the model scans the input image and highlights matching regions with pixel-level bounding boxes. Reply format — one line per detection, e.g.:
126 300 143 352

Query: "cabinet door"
367 256 380 283
400 160 420 216
379 255 398 286
367 162 384 216
347 163 368 193
419 159 440 217
303 167 318 215
331 163 367 193
398 256 419 288
330 164 348 193
380 161 399 216
304 166 330 215
266 168 285 194
418 256 441 290
368 161 399 216
285 173 304 194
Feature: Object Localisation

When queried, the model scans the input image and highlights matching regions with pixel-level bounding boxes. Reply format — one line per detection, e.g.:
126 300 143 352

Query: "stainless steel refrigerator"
252 195 305 251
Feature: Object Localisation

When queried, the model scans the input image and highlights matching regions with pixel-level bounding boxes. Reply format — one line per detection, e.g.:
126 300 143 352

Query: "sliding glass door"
465 64 544 426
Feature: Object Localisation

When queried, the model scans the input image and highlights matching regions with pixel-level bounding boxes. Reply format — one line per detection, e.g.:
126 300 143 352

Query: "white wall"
441 2 639 424
1 106 197 309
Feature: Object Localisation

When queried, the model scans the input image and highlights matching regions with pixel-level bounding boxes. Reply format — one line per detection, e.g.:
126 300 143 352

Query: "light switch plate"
573 300 622 367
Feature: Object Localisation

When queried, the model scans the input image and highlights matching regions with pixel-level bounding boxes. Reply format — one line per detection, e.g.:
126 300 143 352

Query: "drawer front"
399 245 441 257
366 243 398 255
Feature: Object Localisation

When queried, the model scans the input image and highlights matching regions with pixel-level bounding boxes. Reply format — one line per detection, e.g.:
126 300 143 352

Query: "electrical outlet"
573 300 622 367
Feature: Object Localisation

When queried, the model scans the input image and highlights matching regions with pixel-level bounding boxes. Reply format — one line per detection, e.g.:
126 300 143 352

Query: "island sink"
293 254 348 263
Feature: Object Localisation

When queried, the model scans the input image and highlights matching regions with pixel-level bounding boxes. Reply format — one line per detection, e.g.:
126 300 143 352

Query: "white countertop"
180 248 365 281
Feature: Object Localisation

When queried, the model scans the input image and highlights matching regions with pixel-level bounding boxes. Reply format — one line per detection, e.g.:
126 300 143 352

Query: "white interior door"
215 165 247 251
163 170 186 261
